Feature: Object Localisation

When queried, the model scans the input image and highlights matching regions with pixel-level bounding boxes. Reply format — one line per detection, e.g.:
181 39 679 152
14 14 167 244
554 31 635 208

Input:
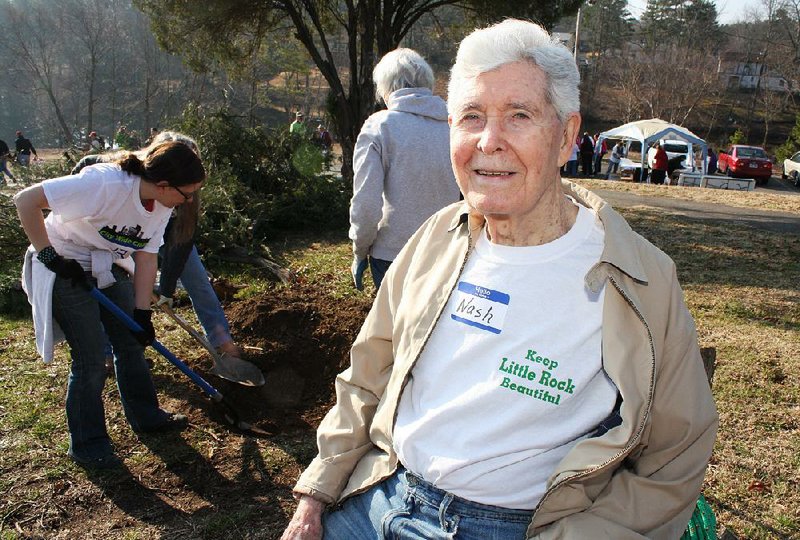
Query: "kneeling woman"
15 141 205 468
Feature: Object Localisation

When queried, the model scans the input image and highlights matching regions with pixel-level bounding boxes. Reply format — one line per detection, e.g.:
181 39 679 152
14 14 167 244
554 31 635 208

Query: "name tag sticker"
450 281 510 334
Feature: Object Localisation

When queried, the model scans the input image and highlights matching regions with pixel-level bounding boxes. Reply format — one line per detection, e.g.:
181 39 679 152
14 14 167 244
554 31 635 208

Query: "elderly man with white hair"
283 19 717 540
348 47 459 290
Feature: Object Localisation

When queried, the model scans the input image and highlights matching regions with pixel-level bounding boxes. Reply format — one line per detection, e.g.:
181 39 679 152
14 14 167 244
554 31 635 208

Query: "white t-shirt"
393 202 618 509
42 163 172 270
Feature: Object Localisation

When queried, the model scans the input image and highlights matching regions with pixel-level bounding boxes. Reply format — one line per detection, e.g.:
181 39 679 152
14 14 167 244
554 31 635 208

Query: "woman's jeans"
0 157 14 181
52 268 168 460
605 160 620 178
177 245 231 349
323 467 533 540
369 257 393 290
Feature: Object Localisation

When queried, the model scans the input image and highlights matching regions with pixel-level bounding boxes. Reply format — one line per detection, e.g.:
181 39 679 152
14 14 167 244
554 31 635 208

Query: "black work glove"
132 308 155 346
37 246 90 290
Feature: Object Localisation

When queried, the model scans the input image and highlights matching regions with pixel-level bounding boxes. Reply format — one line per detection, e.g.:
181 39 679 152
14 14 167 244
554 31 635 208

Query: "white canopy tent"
599 118 708 179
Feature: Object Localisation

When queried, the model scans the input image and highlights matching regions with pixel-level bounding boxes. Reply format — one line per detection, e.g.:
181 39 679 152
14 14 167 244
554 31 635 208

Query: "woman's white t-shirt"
42 163 172 270
393 202 618 510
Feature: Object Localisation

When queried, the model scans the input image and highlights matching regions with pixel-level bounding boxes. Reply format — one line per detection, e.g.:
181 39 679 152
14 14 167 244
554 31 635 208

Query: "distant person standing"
0 137 14 184
592 133 607 175
566 140 579 176
114 125 134 150
605 140 624 179
579 132 594 176
650 143 668 185
290 112 308 137
15 131 37 166
88 132 102 151
706 147 717 174
315 124 332 151
349 48 460 290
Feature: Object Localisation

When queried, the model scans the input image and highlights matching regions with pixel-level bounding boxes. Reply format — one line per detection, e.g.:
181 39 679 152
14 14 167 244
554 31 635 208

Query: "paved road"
594 187 800 235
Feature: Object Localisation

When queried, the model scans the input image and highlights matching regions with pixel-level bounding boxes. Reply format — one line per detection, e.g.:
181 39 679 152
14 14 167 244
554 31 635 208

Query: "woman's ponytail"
117 152 149 179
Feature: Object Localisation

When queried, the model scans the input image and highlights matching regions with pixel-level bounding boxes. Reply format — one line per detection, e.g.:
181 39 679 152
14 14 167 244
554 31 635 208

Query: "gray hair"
151 130 200 157
447 19 580 122
373 48 435 103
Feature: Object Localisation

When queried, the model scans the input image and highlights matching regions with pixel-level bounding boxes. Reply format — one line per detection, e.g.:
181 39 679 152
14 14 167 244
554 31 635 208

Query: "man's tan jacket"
295 181 718 539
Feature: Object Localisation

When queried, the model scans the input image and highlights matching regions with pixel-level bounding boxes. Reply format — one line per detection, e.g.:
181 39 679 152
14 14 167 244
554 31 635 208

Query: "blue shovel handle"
89 287 222 401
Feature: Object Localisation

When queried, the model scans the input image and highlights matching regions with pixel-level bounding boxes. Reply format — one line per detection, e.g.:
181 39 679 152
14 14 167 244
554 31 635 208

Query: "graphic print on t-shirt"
98 223 150 250
450 281 510 334
497 348 576 405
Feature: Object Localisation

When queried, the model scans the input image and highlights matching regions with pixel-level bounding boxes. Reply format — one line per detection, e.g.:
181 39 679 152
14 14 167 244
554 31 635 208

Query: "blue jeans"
51 267 170 461
605 160 620 178
567 159 578 176
177 245 231 349
323 467 533 539
0 157 14 181
369 257 392 290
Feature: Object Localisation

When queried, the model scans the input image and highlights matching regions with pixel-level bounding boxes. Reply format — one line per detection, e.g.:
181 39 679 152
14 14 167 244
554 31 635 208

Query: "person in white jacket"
348 48 460 290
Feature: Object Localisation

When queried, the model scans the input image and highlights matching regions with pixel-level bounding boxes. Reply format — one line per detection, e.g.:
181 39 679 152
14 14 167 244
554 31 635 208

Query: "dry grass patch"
617 204 799 539
1 185 798 539
575 178 800 214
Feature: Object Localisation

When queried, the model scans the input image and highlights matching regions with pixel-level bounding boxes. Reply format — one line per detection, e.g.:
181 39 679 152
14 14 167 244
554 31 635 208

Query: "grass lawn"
1 181 798 539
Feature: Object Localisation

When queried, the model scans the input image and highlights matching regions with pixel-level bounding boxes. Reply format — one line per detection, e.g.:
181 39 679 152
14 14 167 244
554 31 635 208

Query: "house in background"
717 51 792 93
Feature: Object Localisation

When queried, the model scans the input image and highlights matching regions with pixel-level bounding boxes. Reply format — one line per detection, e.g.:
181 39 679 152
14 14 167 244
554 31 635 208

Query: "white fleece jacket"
349 87 460 261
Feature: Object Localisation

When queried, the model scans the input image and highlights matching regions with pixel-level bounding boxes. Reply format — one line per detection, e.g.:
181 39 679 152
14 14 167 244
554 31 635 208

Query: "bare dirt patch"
0 281 373 540
221 281 371 419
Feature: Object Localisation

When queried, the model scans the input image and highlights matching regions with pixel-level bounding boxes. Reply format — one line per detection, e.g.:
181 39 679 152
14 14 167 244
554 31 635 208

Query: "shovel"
88 287 268 435
154 297 265 387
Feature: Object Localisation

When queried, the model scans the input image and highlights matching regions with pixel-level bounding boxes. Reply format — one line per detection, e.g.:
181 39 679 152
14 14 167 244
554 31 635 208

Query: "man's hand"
280 495 325 540
351 256 367 291
38 247 90 290
131 308 155 346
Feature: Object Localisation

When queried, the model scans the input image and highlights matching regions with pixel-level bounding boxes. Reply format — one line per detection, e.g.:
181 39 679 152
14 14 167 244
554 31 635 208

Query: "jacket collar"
448 180 650 286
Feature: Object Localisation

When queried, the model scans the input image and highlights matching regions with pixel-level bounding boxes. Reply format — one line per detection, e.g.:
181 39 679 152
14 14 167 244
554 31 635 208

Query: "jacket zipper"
529 273 657 528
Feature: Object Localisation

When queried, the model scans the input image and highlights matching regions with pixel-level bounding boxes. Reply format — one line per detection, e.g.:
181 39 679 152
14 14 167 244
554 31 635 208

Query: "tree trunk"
43 83 73 145
87 58 96 135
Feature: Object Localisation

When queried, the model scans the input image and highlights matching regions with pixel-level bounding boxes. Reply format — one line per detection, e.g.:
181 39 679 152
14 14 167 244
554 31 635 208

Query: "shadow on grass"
83 462 191 530
620 209 799 291
705 494 796 540
84 428 290 538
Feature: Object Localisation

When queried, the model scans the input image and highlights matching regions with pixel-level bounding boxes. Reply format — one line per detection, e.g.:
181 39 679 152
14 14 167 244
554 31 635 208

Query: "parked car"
646 139 696 172
717 145 773 185
781 151 800 187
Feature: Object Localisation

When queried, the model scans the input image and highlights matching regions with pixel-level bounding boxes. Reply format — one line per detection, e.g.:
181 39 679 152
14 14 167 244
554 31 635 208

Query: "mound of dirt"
213 282 372 430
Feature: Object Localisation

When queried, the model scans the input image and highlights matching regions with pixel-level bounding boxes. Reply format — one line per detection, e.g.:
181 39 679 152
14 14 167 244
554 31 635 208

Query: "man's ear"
558 112 582 166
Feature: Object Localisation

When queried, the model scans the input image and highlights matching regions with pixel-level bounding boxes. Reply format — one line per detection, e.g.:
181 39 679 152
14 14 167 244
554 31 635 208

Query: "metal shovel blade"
156 300 265 387
209 352 265 387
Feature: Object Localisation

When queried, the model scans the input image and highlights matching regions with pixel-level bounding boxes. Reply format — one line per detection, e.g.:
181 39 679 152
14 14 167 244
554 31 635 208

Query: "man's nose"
477 118 505 154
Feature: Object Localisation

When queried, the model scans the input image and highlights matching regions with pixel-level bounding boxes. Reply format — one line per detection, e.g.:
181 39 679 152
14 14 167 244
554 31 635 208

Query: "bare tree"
609 44 719 125
63 0 117 138
0 0 74 144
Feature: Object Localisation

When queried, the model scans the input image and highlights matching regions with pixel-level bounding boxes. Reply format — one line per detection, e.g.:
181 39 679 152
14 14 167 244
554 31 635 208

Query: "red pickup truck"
717 145 773 185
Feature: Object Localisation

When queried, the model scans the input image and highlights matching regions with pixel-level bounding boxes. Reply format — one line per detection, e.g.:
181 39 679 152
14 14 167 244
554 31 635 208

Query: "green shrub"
729 128 745 146
776 112 800 163
171 106 349 255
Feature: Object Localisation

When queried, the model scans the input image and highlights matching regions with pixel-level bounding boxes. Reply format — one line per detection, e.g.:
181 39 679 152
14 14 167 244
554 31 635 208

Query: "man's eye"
512 112 530 120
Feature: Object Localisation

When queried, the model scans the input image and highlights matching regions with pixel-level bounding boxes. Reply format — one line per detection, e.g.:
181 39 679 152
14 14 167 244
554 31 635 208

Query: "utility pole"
574 6 582 61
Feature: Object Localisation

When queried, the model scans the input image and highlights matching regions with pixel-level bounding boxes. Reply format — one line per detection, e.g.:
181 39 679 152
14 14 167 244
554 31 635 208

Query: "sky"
627 0 766 24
